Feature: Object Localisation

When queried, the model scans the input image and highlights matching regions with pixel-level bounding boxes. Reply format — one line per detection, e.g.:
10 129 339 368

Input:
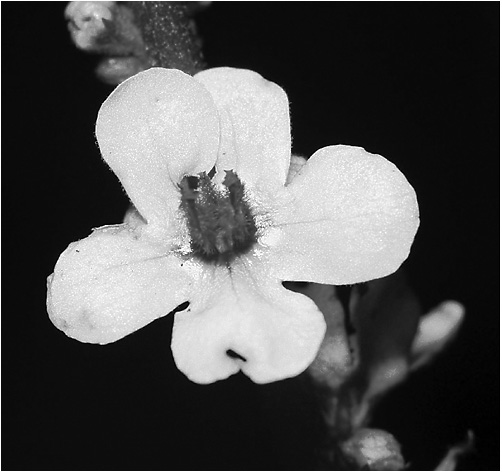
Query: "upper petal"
195 68 291 191
47 225 197 344
171 259 326 384
271 145 419 285
96 68 220 228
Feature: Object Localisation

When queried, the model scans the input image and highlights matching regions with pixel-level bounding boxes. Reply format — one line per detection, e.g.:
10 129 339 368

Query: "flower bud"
341 428 405 471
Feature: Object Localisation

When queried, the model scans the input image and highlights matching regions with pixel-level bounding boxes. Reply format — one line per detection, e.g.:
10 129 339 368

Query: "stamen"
179 171 258 264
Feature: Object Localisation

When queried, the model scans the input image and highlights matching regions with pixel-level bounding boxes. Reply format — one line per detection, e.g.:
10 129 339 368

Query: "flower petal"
47 225 196 344
195 67 291 190
171 260 326 384
96 68 220 228
287 154 308 185
271 145 419 285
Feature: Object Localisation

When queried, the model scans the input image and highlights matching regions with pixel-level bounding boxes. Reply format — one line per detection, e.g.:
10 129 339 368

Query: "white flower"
46 67 419 384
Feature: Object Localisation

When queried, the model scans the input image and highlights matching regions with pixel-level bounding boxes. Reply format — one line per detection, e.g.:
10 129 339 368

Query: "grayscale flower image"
3 3 498 470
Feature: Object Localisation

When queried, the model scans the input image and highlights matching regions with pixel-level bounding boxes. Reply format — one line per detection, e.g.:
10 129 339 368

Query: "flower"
46 67 419 384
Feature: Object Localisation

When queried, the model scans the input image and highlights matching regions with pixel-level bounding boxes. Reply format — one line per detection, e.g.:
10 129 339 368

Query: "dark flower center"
179 170 258 264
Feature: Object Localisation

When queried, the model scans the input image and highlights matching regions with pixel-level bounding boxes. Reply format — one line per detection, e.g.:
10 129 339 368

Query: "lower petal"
47 225 196 344
171 261 326 384
272 145 419 285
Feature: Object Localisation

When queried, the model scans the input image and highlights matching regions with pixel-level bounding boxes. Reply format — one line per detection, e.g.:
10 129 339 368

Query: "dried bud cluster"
65 1 208 84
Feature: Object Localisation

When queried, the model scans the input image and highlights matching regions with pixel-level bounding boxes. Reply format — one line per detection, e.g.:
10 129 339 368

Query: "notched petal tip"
171 266 326 384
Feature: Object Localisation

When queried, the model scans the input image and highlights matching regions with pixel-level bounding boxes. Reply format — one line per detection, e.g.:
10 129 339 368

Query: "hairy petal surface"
47 225 196 344
96 68 220 229
195 67 291 191
272 145 419 285
171 259 326 384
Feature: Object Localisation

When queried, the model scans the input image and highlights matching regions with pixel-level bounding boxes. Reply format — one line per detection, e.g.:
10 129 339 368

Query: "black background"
2 2 499 470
